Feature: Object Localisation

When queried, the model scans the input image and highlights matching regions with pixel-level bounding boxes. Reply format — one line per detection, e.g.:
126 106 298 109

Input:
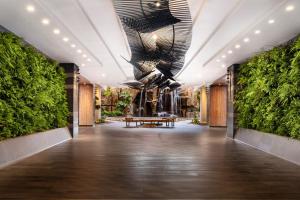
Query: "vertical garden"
0 32 68 140
235 36 300 139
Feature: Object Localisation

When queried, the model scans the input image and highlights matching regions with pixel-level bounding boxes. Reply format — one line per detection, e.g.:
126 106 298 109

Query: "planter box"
0 128 71 168
235 128 300 165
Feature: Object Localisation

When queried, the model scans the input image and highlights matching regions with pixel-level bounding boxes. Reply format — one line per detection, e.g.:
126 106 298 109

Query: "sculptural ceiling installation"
114 0 193 91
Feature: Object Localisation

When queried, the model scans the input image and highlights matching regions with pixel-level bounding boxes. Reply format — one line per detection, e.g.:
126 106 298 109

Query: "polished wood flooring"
0 121 300 199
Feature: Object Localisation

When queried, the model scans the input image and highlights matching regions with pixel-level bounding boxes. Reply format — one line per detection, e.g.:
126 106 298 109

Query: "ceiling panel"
0 0 299 86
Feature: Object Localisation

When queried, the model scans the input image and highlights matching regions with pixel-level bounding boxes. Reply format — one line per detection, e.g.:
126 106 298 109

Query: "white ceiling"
0 0 299 86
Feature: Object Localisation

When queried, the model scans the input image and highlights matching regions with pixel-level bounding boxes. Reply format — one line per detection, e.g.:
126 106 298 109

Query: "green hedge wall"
0 32 68 140
235 36 300 139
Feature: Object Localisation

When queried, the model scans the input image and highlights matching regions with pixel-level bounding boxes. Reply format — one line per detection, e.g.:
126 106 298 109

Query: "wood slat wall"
209 85 227 127
79 84 94 126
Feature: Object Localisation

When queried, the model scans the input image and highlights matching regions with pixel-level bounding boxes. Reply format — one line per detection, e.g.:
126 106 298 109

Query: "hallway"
0 121 299 199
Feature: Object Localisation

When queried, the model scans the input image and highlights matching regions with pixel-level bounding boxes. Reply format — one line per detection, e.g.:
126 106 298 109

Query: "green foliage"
192 112 200 125
235 36 300 139
103 87 113 97
95 116 106 124
115 91 131 112
0 32 68 140
102 91 131 117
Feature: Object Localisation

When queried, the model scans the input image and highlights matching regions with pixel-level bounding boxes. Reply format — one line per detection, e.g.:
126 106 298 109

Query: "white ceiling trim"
192 0 206 26
175 0 243 78
35 0 103 67
76 0 128 78
202 0 289 67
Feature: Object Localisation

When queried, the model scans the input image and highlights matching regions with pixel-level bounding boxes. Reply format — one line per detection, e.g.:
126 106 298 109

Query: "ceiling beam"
175 0 242 78
202 0 289 68
76 0 128 79
35 0 103 68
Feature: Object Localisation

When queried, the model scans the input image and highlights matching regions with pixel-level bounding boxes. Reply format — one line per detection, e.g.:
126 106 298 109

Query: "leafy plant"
0 32 68 140
103 87 113 97
102 91 131 117
235 36 300 139
192 112 200 125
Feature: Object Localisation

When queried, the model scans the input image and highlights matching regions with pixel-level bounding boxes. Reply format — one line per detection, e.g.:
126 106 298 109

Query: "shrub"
235 36 300 139
0 32 68 140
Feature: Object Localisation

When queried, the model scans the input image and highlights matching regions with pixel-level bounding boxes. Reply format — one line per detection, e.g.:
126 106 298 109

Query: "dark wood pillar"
60 63 79 137
227 64 239 138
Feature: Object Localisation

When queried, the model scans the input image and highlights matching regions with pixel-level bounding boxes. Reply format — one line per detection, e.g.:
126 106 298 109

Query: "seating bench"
125 117 176 128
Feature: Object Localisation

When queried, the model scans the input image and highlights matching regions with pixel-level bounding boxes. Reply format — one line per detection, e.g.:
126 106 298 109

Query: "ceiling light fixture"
155 1 161 7
77 49 82 54
41 18 50 25
82 54 87 58
87 58 91 62
222 55 226 58
102 73 106 77
268 19 275 24
235 44 241 49
26 5 35 13
216 59 221 63
71 44 76 48
243 37 250 43
63 37 69 42
286 5 295 12
227 50 233 54
222 64 226 68
53 29 60 35
254 30 261 35
81 63 85 67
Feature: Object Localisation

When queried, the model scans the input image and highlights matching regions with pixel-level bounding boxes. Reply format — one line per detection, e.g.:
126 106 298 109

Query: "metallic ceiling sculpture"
113 0 192 91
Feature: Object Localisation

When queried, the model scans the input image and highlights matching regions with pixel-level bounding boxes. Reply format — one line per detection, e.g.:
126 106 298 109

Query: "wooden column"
227 64 239 138
60 63 79 137
79 84 95 126
209 85 227 127
199 86 208 124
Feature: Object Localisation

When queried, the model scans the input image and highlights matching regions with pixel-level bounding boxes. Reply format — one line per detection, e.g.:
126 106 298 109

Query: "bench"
125 117 176 128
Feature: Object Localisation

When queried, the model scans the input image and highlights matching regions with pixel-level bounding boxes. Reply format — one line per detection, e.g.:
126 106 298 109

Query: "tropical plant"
235 36 300 139
0 32 68 140
102 91 131 117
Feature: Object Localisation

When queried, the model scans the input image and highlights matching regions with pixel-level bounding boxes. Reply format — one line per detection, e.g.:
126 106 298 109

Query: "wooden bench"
125 117 176 128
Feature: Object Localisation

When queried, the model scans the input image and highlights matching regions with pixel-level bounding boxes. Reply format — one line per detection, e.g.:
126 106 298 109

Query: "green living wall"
235 36 300 139
0 32 68 140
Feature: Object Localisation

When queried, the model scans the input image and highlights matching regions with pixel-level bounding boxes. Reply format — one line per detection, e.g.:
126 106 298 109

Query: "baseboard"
235 128 300 166
0 128 71 169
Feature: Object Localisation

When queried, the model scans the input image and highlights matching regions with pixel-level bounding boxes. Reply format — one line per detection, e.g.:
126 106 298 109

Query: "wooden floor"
0 121 300 199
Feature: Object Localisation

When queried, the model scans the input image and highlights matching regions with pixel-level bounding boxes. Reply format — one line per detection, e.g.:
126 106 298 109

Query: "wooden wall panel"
209 85 227 127
200 86 208 124
79 84 94 126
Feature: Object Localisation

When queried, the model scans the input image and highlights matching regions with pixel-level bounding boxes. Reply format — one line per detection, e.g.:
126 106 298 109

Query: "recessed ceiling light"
235 44 241 49
243 37 250 43
53 29 60 35
63 37 69 42
254 30 261 34
26 5 35 13
81 63 85 67
82 54 87 58
87 58 91 62
222 64 226 68
227 50 233 54
102 73 106 77
222 55 226 58
77 49 82 54
41 18 50 25
268 19 275 24
155 1 161 7
71 44 76 48
152 34 158 40
216 59 221 63
286 5 295 12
